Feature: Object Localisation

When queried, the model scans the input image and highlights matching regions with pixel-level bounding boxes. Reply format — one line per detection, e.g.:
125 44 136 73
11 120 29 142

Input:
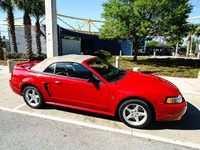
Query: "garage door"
62 39 81 55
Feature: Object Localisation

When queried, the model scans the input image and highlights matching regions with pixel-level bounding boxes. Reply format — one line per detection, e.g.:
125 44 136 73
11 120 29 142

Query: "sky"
0 0 200 38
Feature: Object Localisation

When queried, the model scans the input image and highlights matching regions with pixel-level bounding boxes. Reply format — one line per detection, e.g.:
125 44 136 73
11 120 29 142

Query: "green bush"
4 52 24 59
92 50 112 61
33 53 47 60
4 52 47 60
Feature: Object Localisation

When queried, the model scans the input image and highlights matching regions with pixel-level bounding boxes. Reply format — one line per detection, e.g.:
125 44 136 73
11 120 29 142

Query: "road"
0 110 195 150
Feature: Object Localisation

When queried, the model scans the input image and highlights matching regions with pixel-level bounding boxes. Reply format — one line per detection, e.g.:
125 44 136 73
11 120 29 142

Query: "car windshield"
87 58 126 82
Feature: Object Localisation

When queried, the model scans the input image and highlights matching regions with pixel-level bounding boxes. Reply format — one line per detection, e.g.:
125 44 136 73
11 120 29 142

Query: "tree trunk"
175 42 179 55
186 40 190 57
0 36 4 60
23 11 33 60
186 33 191 57
35 18 42 55
7 5 18 53
133 40 139 61
133 47 138 61
190 37 193 55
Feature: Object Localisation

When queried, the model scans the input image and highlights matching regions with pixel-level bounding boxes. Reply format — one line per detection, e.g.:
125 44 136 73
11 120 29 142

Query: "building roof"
31 54 97 72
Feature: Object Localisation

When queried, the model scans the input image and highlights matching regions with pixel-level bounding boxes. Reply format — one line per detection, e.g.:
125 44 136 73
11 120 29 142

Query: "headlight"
165 95 183 104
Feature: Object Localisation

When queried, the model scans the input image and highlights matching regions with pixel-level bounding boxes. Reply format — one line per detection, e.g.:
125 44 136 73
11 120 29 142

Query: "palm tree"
0 35 4 60
32 0 45 55
186 33 191 57
0 0 18 53
13 0 34 60
187 24 200 57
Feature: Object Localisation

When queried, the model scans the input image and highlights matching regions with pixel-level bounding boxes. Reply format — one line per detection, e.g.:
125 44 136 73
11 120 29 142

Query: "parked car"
9 55 187 128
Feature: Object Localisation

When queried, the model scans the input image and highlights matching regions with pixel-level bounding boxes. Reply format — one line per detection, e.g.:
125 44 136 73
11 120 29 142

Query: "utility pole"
45 0 58 58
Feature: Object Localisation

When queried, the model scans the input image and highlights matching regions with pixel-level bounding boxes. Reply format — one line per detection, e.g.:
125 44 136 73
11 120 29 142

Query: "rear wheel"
23 86 44 109
119 99 152 128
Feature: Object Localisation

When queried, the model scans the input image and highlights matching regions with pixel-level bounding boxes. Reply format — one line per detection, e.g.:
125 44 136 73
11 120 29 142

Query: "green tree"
32 0 45 55
100 0 192 61
167 37 183 52
146 41 159 47
13 0 34 60
0 0 18 53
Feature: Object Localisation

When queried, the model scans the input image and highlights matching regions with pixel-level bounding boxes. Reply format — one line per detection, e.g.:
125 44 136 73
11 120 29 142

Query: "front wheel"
23 86 44 109
119 99 152 128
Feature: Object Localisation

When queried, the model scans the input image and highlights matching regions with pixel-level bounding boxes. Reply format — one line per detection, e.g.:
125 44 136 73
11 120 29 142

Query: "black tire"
118 99 152 128
23 86 44 109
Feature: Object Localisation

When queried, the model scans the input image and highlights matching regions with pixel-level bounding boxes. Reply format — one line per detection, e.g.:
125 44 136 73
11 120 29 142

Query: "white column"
7 60 13 73
115 56 120 69
133 67 140 72
45 0 58 58
153 50 156 58
120 50 122 56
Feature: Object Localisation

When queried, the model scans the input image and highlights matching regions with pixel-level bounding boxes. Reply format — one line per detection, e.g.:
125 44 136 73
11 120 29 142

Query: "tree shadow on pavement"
146 102 200 130
135 58 200 69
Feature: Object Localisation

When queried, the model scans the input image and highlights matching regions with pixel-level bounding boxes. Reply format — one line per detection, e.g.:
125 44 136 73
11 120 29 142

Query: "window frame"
43 63 56 75
42 61 105 84
52 62 97 81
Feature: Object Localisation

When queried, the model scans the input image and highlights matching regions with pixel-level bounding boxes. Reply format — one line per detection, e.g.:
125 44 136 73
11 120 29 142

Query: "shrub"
4 52 24 59
92 50 112 61
33 53 47 60
4 52 47 61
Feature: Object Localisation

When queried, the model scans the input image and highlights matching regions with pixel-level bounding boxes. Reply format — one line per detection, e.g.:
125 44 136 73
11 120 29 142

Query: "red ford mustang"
9 55 187 128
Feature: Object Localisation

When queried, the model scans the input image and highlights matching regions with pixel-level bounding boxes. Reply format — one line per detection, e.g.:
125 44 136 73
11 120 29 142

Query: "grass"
1 56 200 78
107 56 200 78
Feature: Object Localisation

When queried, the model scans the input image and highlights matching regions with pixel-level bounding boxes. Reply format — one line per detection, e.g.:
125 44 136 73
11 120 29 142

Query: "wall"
10 25 46 54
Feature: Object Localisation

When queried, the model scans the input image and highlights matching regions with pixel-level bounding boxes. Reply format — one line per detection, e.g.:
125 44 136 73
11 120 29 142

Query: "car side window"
55 62 93 80
43 63 55 74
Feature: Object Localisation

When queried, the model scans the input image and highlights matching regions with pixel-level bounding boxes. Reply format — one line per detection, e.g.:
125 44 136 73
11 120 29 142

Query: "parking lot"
0 71 200 149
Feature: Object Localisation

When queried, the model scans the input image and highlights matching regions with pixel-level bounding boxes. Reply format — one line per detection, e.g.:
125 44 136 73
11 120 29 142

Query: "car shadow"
146 102 200 130
43 102 200 130
43 104 120 122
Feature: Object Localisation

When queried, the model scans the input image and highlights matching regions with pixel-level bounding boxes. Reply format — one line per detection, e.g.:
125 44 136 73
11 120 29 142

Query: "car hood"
116 71 180 96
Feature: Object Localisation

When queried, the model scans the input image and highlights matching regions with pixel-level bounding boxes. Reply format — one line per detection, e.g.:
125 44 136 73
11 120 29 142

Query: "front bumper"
156 101 187 121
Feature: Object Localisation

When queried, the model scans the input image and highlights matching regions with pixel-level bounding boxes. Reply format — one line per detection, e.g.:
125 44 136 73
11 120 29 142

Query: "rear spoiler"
16 61 42 68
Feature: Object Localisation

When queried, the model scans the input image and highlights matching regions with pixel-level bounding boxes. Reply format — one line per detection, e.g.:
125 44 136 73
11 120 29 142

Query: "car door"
50 62 109 111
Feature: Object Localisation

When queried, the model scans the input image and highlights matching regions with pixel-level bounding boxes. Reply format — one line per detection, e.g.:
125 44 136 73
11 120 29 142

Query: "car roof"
31 54 97 72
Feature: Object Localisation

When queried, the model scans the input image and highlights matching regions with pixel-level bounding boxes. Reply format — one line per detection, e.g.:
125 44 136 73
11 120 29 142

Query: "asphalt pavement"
0 64 200 149
0 109 195 150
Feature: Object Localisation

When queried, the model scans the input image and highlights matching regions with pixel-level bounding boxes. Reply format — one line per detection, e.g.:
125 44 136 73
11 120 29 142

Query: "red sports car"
9 55 187 128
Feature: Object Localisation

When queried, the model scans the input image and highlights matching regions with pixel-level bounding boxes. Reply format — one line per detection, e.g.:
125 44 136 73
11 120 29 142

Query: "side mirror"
87 75 100 83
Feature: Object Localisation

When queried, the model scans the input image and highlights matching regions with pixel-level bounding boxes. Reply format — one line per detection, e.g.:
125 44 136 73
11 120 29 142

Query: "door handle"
55 81 62 84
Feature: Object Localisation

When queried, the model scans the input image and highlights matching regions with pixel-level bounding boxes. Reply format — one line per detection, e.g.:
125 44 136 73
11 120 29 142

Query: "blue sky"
0 0 200 38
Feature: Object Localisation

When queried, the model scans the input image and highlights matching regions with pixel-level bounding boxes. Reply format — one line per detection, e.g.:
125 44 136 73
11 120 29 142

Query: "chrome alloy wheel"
25 89 40 107
123 104 148 126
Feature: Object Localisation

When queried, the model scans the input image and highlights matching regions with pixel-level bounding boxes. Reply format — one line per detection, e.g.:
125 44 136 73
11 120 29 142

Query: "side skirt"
46 102 115 116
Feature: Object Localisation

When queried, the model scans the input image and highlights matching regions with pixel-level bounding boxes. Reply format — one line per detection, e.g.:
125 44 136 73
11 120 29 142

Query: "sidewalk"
161 76 200 95
0 65 8 75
